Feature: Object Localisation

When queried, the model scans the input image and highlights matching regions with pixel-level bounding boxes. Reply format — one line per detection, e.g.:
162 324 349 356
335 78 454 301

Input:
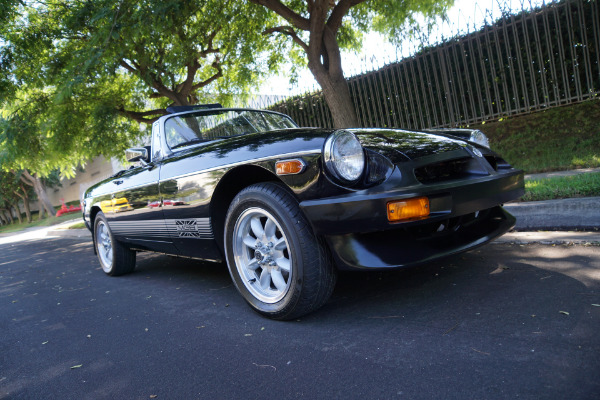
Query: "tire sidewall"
93 212 115 275
224 185 307 317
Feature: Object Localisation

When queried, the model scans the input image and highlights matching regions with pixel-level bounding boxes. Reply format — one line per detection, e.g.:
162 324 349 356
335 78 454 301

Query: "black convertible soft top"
165 103 223 114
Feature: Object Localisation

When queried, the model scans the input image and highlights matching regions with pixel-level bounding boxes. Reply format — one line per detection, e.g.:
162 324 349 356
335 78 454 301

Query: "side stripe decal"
109 218 213 239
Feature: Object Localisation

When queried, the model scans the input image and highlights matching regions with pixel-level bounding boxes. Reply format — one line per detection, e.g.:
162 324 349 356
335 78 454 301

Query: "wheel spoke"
273 237 286 251
250 216 264 239
243 234 257 249
259 269 271 290
247 258 259 271
264 218 276 240
275 257 290 272
104 247 112 261
271 270 287 292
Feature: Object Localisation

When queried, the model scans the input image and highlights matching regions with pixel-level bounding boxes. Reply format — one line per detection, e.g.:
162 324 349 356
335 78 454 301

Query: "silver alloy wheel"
96 220 113 273
232 207 292 303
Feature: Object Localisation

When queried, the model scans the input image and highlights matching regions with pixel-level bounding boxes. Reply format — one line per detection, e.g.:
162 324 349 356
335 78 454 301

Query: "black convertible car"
83 105 524 319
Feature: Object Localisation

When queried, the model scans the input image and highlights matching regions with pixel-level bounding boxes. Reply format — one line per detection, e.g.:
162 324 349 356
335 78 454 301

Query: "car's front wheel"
93 212 136 276
224 182 336 320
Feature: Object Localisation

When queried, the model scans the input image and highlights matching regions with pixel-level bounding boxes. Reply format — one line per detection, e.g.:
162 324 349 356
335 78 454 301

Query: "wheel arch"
90 205 102 229
210 165 295 253
89 205 103 254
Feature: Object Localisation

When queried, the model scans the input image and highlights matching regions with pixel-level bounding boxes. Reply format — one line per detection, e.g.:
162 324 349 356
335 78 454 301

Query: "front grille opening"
414 157 488 184
485 155 512 171
406 208 493 239
484 155 498 171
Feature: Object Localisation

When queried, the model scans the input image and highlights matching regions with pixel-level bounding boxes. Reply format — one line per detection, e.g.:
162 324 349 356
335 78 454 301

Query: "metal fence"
249 0 600 129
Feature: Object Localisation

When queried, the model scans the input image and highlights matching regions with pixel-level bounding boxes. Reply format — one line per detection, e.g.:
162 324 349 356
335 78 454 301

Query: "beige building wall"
47 156 124 206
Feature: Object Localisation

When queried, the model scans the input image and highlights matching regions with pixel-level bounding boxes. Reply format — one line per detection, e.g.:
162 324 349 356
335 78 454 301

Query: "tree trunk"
20 169 57 217
305 15 359 129
14 184 32 223
2 209 14 224
22 198 32 223
38 206 46 221
311 67 358 128
252 0 363 128
12 204 23 224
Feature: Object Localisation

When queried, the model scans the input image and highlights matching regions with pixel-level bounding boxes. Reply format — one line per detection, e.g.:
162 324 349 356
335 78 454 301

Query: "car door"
101 163 179 254
157 152 224 262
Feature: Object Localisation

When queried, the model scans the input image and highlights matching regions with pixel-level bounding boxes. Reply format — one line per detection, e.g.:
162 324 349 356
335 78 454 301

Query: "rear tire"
224 182 336 320
94 212 136 276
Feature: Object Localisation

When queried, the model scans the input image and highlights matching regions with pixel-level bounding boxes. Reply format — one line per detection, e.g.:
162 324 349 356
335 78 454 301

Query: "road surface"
1 236 599 399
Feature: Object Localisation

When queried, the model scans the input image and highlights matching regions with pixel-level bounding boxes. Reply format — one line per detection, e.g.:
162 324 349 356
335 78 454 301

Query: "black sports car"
82 105 524 320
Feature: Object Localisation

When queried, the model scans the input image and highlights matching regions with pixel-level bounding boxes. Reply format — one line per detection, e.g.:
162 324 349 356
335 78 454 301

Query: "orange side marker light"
387 197 430 222
276 159 306 175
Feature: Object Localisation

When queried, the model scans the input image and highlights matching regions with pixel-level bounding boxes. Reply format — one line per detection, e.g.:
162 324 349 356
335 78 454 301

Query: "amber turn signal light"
276 159 306 175
387 197 430 221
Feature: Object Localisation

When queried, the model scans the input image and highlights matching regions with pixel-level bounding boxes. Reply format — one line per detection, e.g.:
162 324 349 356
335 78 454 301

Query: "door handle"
113 180 124 185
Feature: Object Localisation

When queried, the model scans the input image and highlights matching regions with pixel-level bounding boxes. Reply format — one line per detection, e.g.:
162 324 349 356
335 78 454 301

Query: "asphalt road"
1 237 599 400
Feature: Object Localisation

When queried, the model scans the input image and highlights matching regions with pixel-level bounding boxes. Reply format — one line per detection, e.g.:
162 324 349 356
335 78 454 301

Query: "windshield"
165 110 297 150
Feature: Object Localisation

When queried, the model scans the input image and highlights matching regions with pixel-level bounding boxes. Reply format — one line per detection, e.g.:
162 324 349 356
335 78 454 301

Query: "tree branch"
307 0 328 72
191 60 223 91
119 59 138 74
327 0 366 33
15 169 34 186
178 30 222 96
13 190 25 200
198 30 221 58
121 57 180 104
322 24 342 76
263 26 309 51
116 107 167 124
250 0 310 30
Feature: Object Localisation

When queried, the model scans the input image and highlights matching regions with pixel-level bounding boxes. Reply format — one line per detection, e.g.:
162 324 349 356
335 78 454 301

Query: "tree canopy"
0 0 454 179
250 0 453 127
0 0 281 176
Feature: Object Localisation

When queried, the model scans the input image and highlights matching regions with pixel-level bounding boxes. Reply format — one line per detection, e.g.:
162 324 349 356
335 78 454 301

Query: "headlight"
469 130 490 148
323 130 365 183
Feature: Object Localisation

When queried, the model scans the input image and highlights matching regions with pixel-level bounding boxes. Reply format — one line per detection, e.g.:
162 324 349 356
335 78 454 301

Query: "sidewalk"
524 167 600 181
502 167 600 239
503 196 600 231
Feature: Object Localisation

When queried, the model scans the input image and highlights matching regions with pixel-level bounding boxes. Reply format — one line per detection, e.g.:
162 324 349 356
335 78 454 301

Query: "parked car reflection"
100 197 134 213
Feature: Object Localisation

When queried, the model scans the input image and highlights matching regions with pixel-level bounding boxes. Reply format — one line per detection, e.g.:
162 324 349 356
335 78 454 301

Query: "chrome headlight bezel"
469 130 490 149
323 130 365 185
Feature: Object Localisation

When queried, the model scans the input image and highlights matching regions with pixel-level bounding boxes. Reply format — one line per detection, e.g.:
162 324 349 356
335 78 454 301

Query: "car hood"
349 128 469 163
163 127 467 165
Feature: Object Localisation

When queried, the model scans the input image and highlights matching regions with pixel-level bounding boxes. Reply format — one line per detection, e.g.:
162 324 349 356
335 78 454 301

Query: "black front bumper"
325 206 514 270
299 170 523 270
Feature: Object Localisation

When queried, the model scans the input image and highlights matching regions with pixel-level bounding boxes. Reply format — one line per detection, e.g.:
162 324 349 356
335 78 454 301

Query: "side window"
152 121 162 161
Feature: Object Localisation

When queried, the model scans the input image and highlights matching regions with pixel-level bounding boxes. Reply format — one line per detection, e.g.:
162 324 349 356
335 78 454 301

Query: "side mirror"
125 147 150 164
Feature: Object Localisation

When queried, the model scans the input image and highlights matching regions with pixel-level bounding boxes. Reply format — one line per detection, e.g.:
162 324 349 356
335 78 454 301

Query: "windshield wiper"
170 138 209 150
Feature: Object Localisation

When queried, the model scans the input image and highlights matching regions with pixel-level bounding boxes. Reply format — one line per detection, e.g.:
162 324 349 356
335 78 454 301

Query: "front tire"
224 182 336 320
94 212 136 276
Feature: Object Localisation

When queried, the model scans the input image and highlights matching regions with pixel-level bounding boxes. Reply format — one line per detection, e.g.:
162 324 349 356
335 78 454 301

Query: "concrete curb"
494 231 600 245
504 197 600 231
525 167 600 181
47 228 91 238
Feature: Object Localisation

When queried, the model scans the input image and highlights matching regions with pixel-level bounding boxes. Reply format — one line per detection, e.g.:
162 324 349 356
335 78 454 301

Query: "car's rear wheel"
224 182 336 320
94 212 136 276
